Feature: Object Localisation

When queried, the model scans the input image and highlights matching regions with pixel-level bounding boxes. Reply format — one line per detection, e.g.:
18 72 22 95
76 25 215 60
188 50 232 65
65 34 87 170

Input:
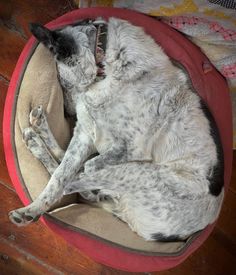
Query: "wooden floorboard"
0 1 235 274
0 77 12 187
216 190 236 244
0 237 62 275
0 24 26 80
158 230 236 275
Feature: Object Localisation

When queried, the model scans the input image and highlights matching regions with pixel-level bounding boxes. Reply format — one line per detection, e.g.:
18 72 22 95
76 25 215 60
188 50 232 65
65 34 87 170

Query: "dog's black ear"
29 23 76 60
29 23 59 55
29 23 53 44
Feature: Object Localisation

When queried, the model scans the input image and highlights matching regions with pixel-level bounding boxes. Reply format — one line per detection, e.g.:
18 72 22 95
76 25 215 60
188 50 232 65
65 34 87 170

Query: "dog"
9 18 224 241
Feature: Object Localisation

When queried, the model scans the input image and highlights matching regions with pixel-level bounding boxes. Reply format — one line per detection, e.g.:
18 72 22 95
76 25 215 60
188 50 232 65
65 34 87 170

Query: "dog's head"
30 21 101 88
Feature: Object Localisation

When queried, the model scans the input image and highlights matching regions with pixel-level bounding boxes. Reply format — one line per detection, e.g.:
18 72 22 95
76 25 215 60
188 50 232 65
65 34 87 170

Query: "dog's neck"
94 21 107 80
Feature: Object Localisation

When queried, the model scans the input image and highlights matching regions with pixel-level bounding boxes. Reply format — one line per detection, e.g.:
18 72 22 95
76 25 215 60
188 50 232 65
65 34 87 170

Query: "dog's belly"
93 121 153 161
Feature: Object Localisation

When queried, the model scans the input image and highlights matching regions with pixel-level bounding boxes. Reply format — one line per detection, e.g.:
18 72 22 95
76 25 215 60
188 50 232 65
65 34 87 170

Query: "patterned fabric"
78 0 236 148
208 0 236 9
165 15 236 40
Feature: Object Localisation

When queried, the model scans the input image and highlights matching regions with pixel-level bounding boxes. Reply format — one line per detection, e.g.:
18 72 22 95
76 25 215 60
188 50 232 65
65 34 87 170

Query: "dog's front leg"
9 126 95 226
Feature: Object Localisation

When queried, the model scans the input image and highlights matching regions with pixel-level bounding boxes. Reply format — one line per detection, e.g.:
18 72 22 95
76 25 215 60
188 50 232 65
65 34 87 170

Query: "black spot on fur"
152 233 183 242
200 100 224 196
91 189 100 195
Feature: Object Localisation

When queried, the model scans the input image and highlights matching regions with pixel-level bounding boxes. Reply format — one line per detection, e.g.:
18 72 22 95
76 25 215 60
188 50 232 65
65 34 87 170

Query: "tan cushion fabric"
50 204 186 253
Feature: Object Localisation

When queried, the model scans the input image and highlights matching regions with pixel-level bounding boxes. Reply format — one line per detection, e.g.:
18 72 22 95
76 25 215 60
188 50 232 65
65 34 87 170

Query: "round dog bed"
3 8 233 272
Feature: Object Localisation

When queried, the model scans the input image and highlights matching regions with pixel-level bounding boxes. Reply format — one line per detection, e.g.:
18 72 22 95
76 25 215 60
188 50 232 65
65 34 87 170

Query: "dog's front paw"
29 105 45 130
22 127 37 146
9 208 41 227
22 127 44 155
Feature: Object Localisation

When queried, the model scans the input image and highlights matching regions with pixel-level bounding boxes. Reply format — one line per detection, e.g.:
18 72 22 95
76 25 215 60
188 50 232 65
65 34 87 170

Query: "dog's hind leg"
29 106 65 162
9 123 95 226
22 127 59 175
24 107 87 186
23 125 85 191
63 162 223 241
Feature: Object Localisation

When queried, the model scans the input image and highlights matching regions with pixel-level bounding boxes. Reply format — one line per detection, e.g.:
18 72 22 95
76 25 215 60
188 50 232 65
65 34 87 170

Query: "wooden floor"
0 1 235 274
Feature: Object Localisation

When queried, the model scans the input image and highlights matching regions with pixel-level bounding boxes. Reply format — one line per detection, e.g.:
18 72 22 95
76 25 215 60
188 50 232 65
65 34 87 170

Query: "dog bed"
3 8 233 272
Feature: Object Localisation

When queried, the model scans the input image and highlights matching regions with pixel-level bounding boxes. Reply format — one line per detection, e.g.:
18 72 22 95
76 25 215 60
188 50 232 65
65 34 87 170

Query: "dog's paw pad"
30 105 44 128
25 215 34 222
8 210 27 226
22 127 37 145
9 209 40 227
11 215 22 224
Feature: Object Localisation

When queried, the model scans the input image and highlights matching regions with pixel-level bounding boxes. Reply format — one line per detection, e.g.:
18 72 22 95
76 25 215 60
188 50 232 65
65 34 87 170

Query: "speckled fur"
9 18 224 241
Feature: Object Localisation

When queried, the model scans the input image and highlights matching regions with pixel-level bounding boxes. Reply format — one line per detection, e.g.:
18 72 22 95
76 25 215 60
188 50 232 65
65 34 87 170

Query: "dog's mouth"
93 20 107 79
